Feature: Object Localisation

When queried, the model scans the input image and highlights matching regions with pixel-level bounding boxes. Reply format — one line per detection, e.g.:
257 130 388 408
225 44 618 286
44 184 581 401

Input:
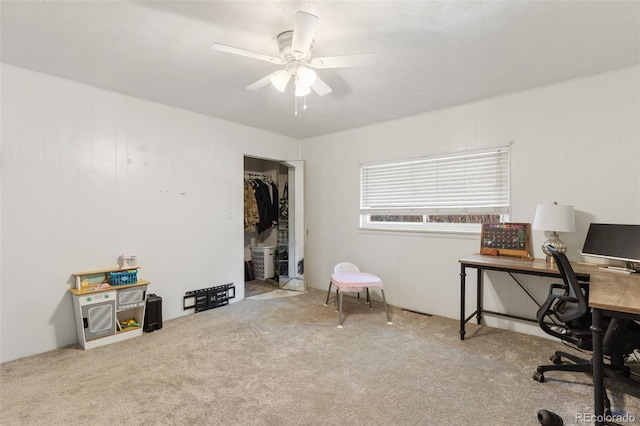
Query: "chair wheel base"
537 409 563 426
533 371 545 382
337 325 343 329
323 303 329 306
387 321 393 325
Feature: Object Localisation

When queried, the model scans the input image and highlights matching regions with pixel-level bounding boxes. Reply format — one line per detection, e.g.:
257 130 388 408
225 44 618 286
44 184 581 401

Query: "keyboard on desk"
598 266 636 274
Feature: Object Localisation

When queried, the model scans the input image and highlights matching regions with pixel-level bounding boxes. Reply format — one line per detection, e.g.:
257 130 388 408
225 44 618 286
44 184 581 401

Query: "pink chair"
324 262 393 328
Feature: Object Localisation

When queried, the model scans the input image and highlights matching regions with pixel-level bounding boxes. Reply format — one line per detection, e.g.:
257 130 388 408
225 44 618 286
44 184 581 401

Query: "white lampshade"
532 203 576 232
270 70 291 92
296 66 317 87
295 78 311 97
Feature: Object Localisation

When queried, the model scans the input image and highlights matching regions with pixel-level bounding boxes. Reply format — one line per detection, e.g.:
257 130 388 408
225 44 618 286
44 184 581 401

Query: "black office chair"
533 245 594 382
534 245 640 383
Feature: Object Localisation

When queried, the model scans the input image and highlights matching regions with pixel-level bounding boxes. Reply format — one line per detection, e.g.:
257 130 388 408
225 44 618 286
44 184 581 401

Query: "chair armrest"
547 283 567 294
548 293 578 304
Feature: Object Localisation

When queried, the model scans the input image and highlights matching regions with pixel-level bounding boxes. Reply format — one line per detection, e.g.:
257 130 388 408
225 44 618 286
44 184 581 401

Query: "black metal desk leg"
476 267 483 324
592 308 605 426
460 264 466 340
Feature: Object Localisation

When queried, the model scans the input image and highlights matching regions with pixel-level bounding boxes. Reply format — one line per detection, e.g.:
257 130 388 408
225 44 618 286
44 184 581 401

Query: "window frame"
359 146 511 234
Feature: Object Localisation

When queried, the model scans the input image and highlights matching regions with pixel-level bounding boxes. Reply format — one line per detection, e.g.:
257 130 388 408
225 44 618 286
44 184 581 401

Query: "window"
360 146 510 233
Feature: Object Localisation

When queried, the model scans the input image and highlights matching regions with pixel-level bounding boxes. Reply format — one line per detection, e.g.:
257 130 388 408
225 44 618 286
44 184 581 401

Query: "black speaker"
144 294 163 332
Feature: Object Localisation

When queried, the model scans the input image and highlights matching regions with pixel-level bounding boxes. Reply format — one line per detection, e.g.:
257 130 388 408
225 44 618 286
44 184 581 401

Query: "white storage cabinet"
251 246 276 280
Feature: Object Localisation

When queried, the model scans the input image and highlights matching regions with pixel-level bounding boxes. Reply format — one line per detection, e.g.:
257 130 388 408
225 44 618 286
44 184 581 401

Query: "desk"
589 273 640 426
459 254 640 425
458 254 597 340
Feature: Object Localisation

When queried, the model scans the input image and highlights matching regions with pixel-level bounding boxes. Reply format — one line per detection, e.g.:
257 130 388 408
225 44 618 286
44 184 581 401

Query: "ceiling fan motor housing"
277 30 313 63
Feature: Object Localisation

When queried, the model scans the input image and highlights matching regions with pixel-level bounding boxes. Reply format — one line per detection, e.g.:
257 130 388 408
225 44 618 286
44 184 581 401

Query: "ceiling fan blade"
291 11 319 59
310 53 376 69
212 43 284 65
246 71 282 91
311 76 332 96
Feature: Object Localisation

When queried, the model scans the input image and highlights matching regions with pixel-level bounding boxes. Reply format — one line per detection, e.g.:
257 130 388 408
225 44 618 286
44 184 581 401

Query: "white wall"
301 66 640 337
0 65 299 362
2 64 638 362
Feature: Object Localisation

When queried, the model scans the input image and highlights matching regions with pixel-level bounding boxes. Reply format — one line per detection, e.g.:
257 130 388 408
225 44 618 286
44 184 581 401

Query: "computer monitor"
581 223 640 269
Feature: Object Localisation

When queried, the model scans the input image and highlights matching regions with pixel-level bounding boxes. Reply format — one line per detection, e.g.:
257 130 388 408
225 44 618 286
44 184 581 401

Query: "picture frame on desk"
480 222 531 258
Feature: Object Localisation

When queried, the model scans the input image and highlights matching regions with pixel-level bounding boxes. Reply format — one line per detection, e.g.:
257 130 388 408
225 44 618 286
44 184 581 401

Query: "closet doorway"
244 156 305 296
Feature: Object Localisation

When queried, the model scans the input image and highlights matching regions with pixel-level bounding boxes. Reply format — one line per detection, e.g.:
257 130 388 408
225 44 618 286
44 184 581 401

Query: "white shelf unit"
70 267 150 350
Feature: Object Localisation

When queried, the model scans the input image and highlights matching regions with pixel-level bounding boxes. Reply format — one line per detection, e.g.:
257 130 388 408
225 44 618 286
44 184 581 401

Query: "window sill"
358 226 481 239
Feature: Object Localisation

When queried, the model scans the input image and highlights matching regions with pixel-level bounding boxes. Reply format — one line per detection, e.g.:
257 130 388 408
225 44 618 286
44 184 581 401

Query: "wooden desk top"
460 254 640 315
459 254 599 277
589 272 640 315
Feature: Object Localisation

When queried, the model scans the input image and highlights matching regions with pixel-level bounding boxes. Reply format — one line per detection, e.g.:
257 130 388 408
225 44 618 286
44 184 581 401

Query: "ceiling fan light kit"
296 66 317 88
212 11 376 115
294 78 311 97
270 70 291 92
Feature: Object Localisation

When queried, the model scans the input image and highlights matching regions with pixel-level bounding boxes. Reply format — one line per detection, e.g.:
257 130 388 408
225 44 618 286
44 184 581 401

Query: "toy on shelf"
119 253 138 269
117 318 141 332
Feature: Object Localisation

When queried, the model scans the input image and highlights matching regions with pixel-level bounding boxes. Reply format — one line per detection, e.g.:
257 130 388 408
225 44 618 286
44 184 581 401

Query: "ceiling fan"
212 11 376 98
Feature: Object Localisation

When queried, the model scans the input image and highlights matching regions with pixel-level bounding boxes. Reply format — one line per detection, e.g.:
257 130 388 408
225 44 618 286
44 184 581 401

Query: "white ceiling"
2 1 639 139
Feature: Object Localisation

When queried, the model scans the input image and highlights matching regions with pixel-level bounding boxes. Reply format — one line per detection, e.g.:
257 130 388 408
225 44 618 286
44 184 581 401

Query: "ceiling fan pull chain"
294 94 298 116
303 96 308 110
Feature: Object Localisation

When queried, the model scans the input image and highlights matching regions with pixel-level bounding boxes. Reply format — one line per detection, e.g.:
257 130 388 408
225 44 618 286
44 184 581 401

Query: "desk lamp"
532 202 575 263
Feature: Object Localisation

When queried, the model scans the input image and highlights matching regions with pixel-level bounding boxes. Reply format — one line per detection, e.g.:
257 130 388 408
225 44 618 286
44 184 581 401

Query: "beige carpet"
246 289 306 300
1 288 639 426
245 279 306 300
245 279 279 297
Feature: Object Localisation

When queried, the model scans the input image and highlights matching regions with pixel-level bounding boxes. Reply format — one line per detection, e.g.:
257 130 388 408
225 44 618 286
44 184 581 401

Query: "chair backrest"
546 245 589 321
334 262 360 274
536 245 591 347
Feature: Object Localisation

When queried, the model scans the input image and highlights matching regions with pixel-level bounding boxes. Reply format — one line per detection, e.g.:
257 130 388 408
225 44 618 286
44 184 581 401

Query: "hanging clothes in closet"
244 181 259 234
244 175 278 234
269 181 279 227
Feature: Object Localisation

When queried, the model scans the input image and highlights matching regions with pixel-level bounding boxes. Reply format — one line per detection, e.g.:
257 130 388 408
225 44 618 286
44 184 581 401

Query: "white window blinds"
360 146 510 215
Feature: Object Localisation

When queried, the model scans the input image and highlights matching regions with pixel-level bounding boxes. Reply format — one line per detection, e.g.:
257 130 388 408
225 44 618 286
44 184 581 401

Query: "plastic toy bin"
108 270 138 286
